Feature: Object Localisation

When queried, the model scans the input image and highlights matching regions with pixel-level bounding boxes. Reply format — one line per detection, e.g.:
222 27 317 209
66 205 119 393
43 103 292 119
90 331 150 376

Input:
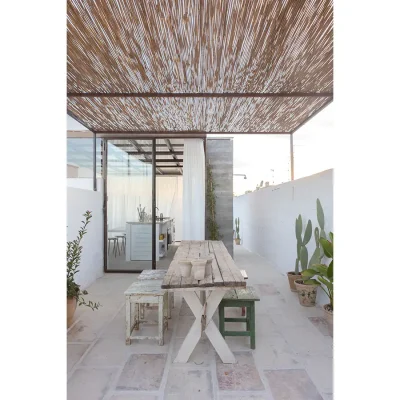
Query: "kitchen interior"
106 138 184 271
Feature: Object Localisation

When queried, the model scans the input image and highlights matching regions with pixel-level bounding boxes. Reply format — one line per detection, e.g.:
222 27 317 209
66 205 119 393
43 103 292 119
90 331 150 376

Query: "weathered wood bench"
218 286 260 349
137 270 173 318
240 270 248 316
124 281 168 346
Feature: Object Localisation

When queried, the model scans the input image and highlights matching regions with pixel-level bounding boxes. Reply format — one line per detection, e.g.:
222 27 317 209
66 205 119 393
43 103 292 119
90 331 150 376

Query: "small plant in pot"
287 214 312 291
234 217 241 245
67 211 100 327
301 232 333 323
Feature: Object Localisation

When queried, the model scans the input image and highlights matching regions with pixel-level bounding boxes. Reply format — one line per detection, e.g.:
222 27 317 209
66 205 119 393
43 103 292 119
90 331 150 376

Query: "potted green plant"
67 211 100 327
234 217 241 245
301 232 333 323
287 214 312 291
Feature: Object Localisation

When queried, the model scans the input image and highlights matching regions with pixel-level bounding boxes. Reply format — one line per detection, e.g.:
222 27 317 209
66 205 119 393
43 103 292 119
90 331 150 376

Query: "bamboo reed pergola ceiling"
67 0 333 136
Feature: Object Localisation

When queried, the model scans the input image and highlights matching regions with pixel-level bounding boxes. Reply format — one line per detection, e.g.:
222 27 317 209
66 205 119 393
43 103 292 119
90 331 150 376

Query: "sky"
209 104 334 196
68 103 334 196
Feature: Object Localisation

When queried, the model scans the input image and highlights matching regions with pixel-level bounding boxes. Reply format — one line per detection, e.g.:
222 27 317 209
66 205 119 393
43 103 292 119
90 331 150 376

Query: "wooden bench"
137 270 173 318
240 270 248 316
218 286 260 349
124 281 168 346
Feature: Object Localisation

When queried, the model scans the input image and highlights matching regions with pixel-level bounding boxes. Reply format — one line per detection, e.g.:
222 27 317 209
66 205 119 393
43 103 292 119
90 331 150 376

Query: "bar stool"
116 235 125 255
108 237 118 256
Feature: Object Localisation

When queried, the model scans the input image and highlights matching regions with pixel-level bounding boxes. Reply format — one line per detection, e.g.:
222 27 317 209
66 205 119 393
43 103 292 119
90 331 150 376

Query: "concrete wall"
233 169 333 305
67 187 104 290
206 138 234 257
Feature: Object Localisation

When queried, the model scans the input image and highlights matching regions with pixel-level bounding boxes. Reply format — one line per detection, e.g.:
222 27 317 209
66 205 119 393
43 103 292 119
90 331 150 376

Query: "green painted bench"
218 286 260 349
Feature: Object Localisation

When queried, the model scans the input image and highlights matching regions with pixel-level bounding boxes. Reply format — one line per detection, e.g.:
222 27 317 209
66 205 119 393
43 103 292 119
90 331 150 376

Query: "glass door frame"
101 135 206 273
102 138 157 273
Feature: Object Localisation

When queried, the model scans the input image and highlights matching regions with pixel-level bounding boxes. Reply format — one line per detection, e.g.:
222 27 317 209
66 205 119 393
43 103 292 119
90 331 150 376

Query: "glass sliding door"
155 138 184 269
105 139 153 271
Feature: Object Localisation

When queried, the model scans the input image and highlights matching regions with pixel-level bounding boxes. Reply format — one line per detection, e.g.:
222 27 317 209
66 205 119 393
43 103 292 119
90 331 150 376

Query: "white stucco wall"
67 187 104 290
67 178 103 192
234 169 333 305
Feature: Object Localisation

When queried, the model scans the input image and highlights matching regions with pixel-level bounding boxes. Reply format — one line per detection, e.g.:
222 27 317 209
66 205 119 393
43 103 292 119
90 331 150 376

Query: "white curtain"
182 139 205 240
107 159 152 230
156 176 183 241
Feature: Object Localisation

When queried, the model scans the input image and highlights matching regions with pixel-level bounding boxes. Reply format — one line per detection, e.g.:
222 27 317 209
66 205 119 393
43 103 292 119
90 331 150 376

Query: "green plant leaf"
308 247 320 269
302 269 318 277
295 215 302 242
320 237 333 258
303 220 312 245
295 258 299 274
313 264 328 276
300 246 308 271
303 279 320 285
318 276 333 290
327 260 333 279
316 198 325 230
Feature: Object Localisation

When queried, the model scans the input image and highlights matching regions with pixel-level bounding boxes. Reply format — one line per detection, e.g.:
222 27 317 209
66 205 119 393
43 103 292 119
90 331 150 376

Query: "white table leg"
125 297 131 345
174 290 236 364
158 296 164 346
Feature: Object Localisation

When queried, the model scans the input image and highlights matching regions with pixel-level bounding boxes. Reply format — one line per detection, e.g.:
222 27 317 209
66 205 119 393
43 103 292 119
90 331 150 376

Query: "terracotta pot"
67 297 77 327
294 280 318 307
287 272 302 292
235 238 241 245
323 304 333 325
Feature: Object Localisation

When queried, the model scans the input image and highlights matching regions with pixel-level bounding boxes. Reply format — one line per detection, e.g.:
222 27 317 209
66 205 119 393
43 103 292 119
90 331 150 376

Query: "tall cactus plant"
235 217 240 240
308 199 327 267
316 198 327 254
294 215 312 274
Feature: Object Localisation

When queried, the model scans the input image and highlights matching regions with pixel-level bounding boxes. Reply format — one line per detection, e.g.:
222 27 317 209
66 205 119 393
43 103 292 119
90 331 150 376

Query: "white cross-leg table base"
174 289 236 364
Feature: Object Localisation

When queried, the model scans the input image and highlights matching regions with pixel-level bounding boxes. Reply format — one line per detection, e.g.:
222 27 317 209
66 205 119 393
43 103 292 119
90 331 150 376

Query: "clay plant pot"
323 304 333 326
235 238 241 245
294 280 318 307
67 297 77 327
287 272 302 292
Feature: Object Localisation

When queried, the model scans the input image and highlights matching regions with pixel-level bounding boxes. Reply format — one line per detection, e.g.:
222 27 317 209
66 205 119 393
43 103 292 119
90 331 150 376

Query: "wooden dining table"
161 240 246 364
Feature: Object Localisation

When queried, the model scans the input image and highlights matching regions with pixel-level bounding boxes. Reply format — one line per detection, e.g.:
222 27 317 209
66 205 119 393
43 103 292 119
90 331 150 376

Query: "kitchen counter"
126 218 172 225
125 219 173 262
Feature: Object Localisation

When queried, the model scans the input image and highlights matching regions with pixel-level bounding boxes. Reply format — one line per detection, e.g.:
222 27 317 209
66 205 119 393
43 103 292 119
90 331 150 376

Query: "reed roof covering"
67 0 333 135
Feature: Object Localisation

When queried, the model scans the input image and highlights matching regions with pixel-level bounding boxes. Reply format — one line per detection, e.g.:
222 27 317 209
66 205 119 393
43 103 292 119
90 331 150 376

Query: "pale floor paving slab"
67 245 332 400
264 369 323 400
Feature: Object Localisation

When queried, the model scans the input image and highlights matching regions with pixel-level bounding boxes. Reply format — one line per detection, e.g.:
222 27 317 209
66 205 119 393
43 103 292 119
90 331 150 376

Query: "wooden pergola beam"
68 92 333 99
96 131 288 137
126 151 183 156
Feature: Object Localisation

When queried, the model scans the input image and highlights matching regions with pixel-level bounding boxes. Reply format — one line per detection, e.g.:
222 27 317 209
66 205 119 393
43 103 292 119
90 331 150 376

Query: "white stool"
124 281 168 346
137 270 173 318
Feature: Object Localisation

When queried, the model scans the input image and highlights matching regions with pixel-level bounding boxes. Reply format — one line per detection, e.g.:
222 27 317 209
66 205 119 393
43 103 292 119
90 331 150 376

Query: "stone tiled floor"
67 245 333 400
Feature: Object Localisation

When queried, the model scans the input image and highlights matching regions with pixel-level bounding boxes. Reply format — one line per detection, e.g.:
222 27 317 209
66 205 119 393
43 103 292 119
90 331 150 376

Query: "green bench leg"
250 303 255 349
219 304 225 338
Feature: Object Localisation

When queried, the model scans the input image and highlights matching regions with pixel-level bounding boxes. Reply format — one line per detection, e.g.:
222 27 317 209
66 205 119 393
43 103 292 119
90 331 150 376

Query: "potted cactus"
293 199 329 306
301 232 333 323
234 217 241 245
287 215 312 291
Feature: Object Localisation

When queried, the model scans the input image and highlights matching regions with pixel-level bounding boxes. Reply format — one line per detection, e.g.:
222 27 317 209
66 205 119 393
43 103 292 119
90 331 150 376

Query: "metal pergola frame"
67 0 333 273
